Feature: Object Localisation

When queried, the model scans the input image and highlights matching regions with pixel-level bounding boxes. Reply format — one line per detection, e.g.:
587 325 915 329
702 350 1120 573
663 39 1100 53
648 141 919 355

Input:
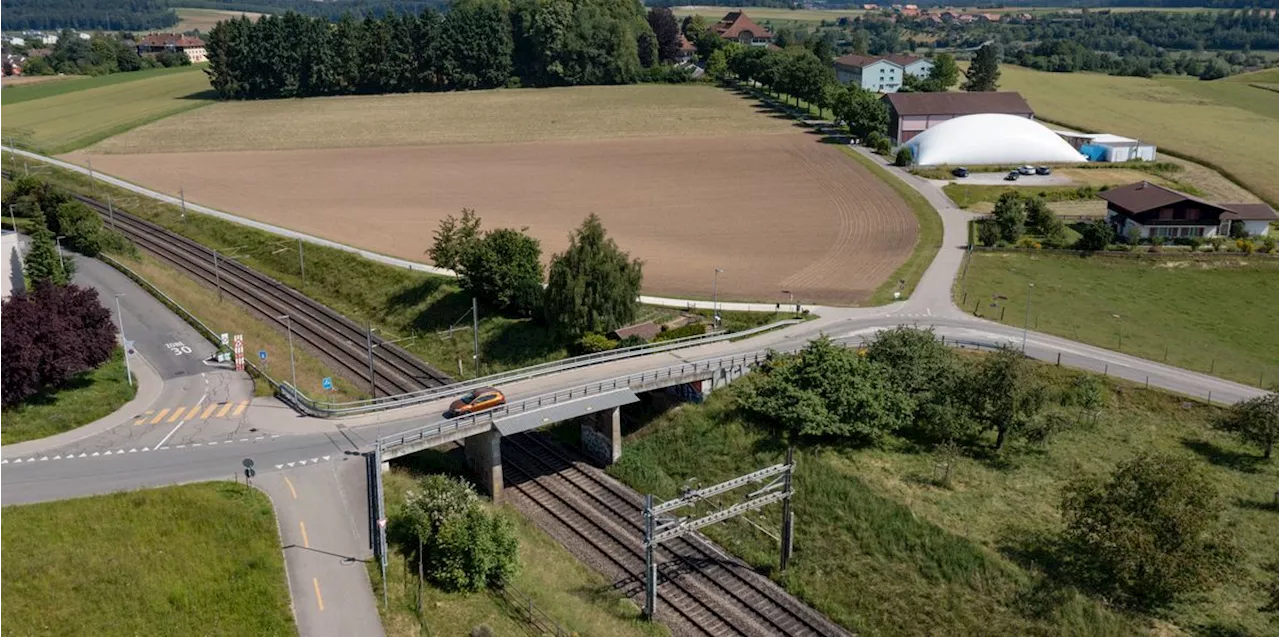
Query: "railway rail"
502 432 849 637
0 169 456 398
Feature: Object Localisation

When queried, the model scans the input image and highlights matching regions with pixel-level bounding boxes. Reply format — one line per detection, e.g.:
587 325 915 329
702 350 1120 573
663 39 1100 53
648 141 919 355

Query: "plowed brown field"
71 134 917 304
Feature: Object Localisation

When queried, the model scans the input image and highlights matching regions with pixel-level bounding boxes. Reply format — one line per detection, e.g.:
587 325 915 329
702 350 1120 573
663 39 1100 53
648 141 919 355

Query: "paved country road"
1 144 1268 637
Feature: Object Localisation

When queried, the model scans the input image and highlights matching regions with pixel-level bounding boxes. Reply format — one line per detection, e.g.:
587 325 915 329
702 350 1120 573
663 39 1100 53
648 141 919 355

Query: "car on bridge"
445 387 506 418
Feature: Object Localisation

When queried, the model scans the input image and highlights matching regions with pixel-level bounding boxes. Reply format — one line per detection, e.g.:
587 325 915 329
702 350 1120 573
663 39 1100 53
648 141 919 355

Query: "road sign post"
233 334 245 372
242 458 255 485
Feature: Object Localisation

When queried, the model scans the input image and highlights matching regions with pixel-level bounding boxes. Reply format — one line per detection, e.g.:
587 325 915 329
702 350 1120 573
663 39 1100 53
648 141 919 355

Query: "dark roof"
137 33 204 49
1222 202 1278 221
883 91 1034 116
611 322 662 342
676 33 696 53
1098 182 1278 221
712 12 773 40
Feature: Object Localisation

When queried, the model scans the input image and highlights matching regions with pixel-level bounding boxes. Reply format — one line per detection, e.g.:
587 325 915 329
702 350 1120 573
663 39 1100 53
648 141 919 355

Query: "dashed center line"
312 578 324 612
284 476 298 500
299 521 310 548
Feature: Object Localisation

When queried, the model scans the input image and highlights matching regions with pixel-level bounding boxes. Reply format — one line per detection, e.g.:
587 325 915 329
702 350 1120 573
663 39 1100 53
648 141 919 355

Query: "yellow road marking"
312 578 324 612
135 410 154 424
167 406 186 423
200 403 219 420
299 521 309 548
216 402 233 418
232 400 248 416
134 418 148 426
149 408 170 425
283 476 297 500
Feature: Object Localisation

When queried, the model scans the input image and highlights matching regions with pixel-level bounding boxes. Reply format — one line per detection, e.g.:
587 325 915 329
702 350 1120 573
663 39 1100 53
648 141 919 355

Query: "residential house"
4 36 26 47
862 4 878 10
1100 181 1278 239
2 53 24 76
833 54 932 93
675 33 697 64
137 33 207 64
978 13 1002 21
711 12 773 47
882 91 1034 143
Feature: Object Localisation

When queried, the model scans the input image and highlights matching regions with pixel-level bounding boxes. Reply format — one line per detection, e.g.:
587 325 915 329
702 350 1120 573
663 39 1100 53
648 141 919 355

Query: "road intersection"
1 144 1268 636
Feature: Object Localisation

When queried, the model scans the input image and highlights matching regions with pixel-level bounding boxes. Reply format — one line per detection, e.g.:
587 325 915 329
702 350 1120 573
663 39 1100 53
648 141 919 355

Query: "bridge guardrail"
296 319 800 417
378 350 773 451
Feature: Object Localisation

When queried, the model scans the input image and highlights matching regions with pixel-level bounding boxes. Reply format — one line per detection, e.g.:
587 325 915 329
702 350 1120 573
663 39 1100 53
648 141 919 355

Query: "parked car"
445 387 506 418
1035 166 1052 175
1005 171 1020 181
952 167 969 178
1018 165 1035 175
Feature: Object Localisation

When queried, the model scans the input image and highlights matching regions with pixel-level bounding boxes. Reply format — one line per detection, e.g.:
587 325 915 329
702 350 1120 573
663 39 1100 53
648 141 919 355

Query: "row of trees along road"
742 327 1276 612
429 211 644 347
205 0 662 99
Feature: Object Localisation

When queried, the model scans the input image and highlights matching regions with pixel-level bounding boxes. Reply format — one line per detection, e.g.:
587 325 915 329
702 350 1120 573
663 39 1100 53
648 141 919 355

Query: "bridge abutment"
578 406 622 465
465 429 504 503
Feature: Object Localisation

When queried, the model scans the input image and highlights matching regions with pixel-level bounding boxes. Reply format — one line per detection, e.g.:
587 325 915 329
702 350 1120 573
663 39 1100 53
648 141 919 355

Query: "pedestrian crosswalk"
134 400 250 426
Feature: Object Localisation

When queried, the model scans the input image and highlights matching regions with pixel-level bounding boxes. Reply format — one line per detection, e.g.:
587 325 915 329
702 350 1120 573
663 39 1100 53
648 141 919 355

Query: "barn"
883 92 1035 145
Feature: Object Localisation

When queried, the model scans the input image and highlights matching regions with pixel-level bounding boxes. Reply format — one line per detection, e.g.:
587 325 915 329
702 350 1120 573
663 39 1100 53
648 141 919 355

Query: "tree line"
16 30 190 77
204 0 663 99
1 0 177 31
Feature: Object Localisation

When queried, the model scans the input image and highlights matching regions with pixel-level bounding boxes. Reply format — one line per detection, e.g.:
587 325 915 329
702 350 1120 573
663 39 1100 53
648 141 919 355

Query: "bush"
654 322 705 341
993 192 1026 243
893 146 913 167
398 475 519 593
574 333 617 354
1236 238 1255 255
1059 453 1237 610
1262 236 1277 253
1016 237 1042 249
1075 219 1115 251
977 220 1000 247
1 283 118 407
616 334 648 348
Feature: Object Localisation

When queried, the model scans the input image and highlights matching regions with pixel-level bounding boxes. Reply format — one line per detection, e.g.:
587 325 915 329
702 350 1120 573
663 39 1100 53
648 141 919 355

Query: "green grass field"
955 251 1278 386
608 369 1277 636
1 483 296 636
1 65 214 154
170 7 264 33
1 348 136 445
994 65 1279 206
375 460 667 637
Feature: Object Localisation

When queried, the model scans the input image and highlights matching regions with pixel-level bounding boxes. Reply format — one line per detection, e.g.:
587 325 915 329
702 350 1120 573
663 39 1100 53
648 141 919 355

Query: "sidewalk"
1 352 162 458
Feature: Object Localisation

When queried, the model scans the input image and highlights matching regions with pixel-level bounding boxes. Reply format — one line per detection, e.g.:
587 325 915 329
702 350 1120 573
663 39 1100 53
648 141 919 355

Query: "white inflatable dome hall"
906 113 1087 166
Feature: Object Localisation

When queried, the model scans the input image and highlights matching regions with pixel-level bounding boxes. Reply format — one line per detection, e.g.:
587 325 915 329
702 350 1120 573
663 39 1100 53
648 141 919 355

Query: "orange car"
445 387 506 418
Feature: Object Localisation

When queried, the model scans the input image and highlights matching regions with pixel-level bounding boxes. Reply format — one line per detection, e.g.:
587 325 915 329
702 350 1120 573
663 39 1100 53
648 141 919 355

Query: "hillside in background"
2 0 178 31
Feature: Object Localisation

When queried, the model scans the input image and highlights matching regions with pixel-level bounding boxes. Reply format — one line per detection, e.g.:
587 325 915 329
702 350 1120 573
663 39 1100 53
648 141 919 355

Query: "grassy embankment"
955 251 1278 387
0 64 214 154
1 483 296 636
0 348 136 445
995 64 1279 206
373 455 667 637
608 369 1277 637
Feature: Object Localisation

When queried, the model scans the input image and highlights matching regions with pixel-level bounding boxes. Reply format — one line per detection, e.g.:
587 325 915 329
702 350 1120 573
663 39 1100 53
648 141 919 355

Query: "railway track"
5 171 456 397
502 432 850 637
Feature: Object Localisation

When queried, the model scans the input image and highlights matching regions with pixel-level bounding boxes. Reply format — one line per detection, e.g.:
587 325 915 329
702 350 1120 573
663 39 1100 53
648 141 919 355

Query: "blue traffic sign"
322 377 334 391
259 350 267 360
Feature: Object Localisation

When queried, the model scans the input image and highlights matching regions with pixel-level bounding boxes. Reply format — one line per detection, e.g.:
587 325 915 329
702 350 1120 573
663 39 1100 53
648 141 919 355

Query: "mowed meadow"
71 84 922 305
1 65 214 154
995 65 1279 205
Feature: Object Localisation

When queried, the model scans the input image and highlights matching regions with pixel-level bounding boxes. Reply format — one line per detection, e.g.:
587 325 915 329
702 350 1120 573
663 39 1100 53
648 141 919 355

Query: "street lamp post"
713 268 724 327
55 235 66 273
277 314 297 399
1022 282 1035 351
114 294 133 387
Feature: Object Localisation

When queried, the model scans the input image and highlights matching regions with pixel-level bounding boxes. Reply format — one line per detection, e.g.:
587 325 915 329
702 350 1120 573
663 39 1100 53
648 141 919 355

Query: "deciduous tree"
647 7 680 64
968 345 1046 449
459 228 544 317
1 283 117 406
1059 453 1237 609
1076 219 1115 251
992 191 1026 243
399 475 519 593
429 209 482 271
1215 393 1278 459
924 52 959 91
864 327 974 443
543 214 643 338
831 85 888 141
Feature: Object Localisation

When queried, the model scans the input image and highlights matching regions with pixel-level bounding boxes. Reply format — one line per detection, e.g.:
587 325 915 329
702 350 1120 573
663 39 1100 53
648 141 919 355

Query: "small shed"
610 322 662 343
1057 131 1156 162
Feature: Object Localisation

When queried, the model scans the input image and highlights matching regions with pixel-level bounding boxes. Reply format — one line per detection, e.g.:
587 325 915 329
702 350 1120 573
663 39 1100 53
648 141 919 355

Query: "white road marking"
91 452 100 457
40 456 48 461
12 459 20 464
53 455 62 460
275 464 283 469
310 458 318 463
287 462 296 467
128 448 137 453
192 443 202 447
142 447 150 452
155 392 206 449
240 438 248 442
323 455 330 461
78 453 87 458
158 446 169 451
176 445 185 449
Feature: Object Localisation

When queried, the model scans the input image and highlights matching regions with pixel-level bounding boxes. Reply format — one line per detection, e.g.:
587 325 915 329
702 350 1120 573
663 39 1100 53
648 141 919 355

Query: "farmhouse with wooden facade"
1100 181 1277 239
711 12 773 47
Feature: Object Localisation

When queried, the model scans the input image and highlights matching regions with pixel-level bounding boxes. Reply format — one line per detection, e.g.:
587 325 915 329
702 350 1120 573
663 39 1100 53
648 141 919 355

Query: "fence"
494 584 573 637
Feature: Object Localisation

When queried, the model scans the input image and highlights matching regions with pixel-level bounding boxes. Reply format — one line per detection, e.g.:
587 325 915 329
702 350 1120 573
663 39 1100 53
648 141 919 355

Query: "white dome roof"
907 113 1087 166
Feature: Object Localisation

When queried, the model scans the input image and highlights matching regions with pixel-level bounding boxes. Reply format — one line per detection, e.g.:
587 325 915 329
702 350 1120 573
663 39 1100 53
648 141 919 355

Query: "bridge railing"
378 350 773 451
295 319 800 417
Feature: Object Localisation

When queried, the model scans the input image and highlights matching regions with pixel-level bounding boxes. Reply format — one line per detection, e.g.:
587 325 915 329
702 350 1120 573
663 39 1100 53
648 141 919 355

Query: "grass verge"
372 456 667 637
944 184 1106 209
607 368 1277 636
1 347 136 445
1 482 296 636
841 147 944 305
953 251 1278 386
112 250 364 401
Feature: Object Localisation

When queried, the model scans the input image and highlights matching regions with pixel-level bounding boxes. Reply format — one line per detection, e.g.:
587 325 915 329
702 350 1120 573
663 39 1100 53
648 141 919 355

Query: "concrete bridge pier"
578 406 622 466
465 429 504 503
